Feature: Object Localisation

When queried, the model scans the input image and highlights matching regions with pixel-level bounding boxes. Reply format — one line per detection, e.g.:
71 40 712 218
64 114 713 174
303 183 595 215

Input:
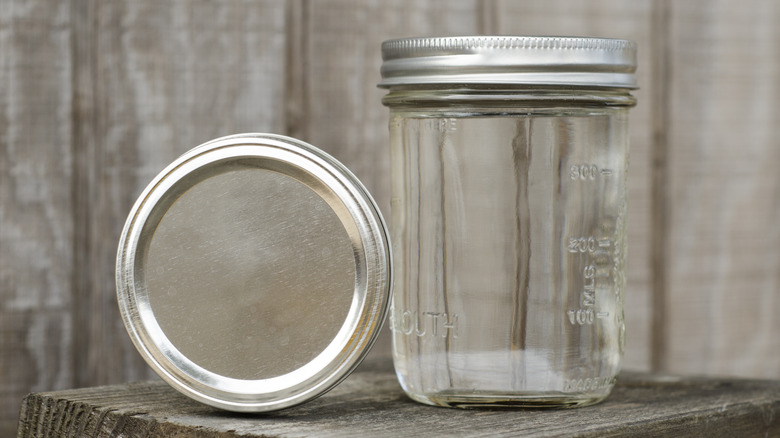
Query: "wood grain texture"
0 1 75 434
649 0 672 375
16 360 780 437
3 0 780 436
488 0 655 371
665 0 780 377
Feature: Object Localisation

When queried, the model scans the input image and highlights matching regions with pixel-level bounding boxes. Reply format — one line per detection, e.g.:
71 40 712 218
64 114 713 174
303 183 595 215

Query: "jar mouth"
381 86 637 109
378 36 638 89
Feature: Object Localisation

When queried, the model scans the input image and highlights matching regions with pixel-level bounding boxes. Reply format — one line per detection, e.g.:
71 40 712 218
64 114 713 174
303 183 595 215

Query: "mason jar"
379 36 637 408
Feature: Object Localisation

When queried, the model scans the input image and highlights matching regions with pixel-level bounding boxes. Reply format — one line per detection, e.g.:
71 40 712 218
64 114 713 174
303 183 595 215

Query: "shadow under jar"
379 36 637 408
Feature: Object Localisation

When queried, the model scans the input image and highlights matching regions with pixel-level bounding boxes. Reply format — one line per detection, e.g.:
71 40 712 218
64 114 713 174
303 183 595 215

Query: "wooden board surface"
2 0 780 436
16 360 780 437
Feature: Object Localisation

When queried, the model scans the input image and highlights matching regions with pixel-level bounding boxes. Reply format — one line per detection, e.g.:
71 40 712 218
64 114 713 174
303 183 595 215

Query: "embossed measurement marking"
567 234 613 325
569 164 613 180
568 237 611 254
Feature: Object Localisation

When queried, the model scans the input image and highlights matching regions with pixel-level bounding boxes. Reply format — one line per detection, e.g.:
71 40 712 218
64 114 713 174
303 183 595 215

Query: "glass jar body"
386 88 633 408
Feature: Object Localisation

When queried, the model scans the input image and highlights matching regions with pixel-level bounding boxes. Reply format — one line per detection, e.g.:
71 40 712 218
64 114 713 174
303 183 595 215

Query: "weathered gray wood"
649 0 672 376
16 360 780 437
0 1 75 435
664 0 780 377
4 0 780 436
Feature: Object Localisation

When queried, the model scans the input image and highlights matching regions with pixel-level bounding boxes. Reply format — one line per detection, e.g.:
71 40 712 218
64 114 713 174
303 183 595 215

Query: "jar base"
406 391 609 409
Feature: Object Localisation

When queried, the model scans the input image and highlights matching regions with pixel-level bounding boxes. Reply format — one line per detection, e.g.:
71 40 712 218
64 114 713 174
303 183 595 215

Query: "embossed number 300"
570 164 599 180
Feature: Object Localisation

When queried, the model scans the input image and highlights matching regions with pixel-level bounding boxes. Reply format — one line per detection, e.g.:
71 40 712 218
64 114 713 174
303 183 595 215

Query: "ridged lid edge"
382 36 636 60
379 36 638 89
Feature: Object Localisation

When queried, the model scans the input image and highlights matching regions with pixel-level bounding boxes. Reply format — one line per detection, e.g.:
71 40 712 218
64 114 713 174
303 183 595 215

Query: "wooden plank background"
1 0 778 434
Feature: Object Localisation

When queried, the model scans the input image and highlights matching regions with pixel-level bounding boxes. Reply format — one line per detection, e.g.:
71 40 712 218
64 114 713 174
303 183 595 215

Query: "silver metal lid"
379 36 637 89
116 133 391 412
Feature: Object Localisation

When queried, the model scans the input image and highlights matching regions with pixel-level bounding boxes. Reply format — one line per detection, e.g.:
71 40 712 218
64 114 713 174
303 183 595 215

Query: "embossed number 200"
568 237 597 254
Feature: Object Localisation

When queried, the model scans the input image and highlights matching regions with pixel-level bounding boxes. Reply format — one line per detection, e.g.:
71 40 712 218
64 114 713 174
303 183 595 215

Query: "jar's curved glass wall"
380 37 637 408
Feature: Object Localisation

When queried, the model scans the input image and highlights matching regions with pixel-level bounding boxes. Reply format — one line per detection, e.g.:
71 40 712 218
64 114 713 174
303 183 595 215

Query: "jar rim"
378 36 637 89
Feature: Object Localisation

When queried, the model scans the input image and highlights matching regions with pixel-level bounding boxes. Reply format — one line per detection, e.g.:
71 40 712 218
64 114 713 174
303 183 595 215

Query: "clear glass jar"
379 36 637 408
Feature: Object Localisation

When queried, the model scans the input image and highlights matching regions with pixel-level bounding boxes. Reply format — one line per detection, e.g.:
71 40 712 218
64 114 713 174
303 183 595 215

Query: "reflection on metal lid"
116 133 391 412
379 36 637 89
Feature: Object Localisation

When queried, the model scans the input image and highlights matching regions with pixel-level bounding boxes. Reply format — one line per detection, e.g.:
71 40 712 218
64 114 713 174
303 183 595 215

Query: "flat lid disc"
116 133 391 412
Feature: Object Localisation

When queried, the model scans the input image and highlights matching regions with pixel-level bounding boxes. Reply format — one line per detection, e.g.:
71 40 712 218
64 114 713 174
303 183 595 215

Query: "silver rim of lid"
379 36 637 89
116 133 391 412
